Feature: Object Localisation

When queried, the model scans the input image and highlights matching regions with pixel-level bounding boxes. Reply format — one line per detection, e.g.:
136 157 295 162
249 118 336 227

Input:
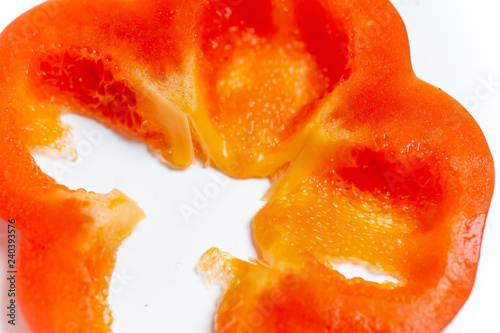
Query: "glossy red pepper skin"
0 0 494 332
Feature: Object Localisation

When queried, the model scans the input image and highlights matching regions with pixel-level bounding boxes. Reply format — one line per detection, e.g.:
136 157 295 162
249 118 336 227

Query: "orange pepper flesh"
195 0 349 176
0 0 494 332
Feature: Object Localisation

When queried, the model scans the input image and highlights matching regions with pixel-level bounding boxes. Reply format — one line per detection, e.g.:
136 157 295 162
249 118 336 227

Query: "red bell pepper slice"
0 0 494 332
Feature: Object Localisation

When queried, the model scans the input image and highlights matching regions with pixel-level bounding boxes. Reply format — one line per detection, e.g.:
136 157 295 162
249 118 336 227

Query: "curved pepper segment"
200 80 494 332
18 189 144 332
0 110 145 332
198 0 495 332
192 0 350 176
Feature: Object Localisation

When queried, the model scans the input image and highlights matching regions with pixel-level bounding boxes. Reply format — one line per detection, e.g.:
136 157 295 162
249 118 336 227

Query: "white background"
0 1 499 332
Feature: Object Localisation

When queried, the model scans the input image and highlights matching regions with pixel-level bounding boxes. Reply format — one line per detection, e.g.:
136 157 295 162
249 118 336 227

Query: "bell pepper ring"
0 0 494 333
